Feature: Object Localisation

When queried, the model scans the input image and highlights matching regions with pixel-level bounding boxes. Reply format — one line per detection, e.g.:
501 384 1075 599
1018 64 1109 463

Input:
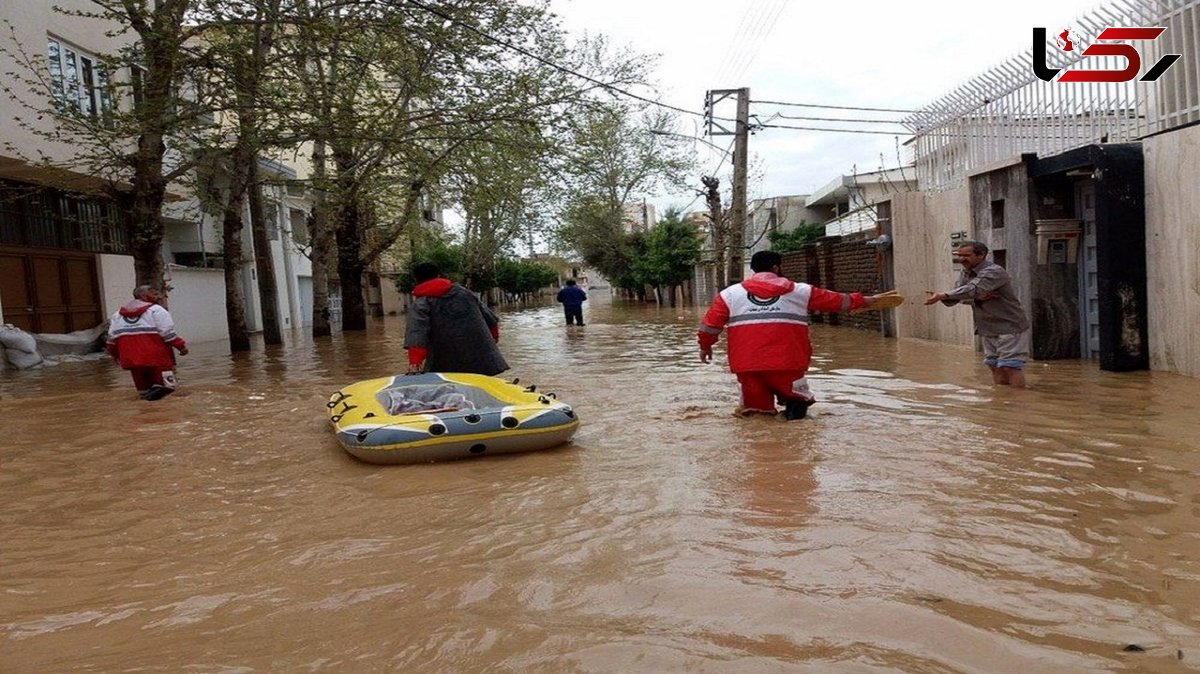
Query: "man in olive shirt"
925 241 1031 388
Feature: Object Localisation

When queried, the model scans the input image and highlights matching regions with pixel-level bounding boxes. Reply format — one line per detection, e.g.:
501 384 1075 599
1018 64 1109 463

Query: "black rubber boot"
142 384 175 401
783 399 812 420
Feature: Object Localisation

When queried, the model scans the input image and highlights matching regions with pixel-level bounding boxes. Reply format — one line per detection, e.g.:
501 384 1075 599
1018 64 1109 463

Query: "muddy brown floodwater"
2 291 1199 672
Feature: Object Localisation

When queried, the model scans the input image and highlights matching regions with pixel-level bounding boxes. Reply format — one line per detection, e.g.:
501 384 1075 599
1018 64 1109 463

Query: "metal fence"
906 0 1199 191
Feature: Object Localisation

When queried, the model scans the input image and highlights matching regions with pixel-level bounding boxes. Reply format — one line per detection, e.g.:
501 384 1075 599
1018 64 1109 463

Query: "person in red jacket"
698 251 874 420
106 285 189 400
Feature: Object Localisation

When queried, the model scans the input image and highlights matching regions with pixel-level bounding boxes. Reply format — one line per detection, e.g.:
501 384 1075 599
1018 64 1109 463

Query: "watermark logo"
1033 26 1182 82
1055 29 1074 52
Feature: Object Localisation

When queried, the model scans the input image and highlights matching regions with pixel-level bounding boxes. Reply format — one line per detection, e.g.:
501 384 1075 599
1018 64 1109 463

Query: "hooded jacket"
105 300 187 370
405 278 508 376
698 272 866 373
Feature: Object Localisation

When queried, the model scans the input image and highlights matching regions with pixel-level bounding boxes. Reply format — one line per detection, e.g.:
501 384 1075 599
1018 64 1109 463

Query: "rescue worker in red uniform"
106 285 189 400
698 251 873 420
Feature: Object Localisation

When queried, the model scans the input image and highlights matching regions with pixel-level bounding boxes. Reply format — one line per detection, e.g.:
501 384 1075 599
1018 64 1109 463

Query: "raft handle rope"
348 409 471 442
326 391 351 409
329 400 358 423
524 384 537 392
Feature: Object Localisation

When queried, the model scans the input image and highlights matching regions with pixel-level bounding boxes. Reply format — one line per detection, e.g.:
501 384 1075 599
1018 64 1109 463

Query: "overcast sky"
547 0 1106 212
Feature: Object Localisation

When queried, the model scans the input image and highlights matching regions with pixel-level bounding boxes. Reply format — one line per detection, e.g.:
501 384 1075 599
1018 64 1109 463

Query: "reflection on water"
3 291 1199 671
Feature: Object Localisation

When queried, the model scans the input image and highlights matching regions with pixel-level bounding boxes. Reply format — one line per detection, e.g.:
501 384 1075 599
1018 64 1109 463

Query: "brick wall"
781 232 884 331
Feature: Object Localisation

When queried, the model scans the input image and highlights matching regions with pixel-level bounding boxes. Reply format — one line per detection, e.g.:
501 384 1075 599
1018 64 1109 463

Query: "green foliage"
396 239 464 293
495 259 558 296
556 193 632 282
640 208 701 287
615 232 650 291
554 99 695 279
767 222 825 253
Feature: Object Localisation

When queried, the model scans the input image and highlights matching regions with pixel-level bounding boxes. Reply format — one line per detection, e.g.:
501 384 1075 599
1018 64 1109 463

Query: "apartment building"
0 2 314 347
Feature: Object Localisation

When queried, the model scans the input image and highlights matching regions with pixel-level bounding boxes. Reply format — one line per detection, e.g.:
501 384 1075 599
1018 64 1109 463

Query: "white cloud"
548 0 1105 210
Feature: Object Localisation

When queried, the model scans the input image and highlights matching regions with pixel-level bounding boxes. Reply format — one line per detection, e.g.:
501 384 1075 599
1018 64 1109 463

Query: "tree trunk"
335 190 367 332
129 132 168 291
309 139 333 337
703 176 727 289
248 160 282 345
221 187 252 353
310 206 333 337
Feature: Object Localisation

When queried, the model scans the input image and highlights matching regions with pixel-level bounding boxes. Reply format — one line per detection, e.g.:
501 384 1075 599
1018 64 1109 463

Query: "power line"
752 98 922 114
707 137 736 175
758 122 910 136
714 1 769 85
726 0 787 85
404 0 734 123
770 112 907 124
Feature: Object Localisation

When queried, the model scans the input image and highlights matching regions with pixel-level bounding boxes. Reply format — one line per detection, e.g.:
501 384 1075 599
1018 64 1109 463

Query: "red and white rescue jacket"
698 272 866 373
105 300 187 369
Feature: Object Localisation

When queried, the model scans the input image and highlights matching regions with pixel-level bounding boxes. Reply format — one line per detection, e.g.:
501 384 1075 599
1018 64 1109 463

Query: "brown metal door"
0 248 100 333
0 253 34 331
32 254 68 333
65 257 101 331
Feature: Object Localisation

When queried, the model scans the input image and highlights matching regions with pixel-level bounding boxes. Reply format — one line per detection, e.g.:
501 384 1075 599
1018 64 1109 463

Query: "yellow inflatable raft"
327 373 579 464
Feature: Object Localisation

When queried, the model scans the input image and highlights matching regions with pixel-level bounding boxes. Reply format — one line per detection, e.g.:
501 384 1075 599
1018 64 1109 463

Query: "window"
130 65 146 108
991 199 1005 229
173 252 223 268
0 179 128 253
47 37 112 119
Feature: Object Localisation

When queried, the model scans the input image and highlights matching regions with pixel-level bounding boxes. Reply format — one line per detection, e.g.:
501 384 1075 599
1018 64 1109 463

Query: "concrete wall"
890 189 975 346
380 277 404 315
97 253 136 316
1144 125 1200 377
0 1 130 169
165 266 228 344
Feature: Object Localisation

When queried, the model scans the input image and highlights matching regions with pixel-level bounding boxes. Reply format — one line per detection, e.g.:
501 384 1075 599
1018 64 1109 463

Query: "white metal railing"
907 0 1199 190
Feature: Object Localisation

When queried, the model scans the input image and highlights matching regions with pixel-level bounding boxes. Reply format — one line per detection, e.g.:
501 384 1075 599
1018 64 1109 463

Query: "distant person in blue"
556 279 587 326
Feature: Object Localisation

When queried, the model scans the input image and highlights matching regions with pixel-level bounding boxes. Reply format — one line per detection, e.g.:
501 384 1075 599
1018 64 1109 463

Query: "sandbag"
0 324 45 369
34 321 108 357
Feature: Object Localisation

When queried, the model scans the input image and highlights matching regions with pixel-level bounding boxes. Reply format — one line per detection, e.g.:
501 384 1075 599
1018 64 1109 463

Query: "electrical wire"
770 112 906 124
404 0 735 123
751 98 922 114
758 122 910 136
706 137 736 175
714 1 770 85
725 0 787 85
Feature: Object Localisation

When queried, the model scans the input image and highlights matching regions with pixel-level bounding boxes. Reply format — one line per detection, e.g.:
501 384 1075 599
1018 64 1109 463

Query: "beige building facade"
0 2 315 348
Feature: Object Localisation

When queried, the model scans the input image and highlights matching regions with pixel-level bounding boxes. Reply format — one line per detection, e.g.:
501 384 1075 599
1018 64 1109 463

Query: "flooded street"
3 292 1199 672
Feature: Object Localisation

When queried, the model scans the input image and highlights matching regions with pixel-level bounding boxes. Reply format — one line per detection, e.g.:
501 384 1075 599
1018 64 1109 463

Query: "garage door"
0 247 101 333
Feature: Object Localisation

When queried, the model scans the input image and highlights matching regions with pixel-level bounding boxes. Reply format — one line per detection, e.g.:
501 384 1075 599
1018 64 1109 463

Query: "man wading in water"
698 251 875 419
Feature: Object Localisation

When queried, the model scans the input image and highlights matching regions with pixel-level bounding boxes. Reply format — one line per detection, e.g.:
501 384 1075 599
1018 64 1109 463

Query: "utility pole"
705 87 750 283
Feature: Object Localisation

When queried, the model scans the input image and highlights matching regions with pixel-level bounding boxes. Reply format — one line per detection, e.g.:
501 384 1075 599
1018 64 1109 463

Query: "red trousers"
735 370 813 412
129 367 175 393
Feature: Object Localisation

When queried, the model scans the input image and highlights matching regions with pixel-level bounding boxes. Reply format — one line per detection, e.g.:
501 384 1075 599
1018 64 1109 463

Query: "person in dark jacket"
555 279 588 326
105 285 189 400
404 262 509 376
